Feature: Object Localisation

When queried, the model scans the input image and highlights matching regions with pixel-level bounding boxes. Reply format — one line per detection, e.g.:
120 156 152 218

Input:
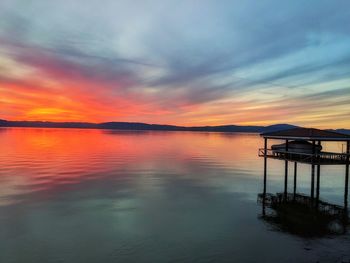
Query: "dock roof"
261 127 350 141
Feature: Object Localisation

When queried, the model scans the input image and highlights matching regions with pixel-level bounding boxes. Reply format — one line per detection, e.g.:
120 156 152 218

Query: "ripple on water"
0 128 349 263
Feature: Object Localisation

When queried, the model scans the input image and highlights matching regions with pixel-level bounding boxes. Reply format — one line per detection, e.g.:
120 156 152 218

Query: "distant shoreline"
0 119 295 133
0 126 264 135
1 119 349 135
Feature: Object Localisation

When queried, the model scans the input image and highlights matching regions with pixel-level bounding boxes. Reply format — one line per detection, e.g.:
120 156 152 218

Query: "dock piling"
293 162 297 200
345 141 349 208
284 140 288 200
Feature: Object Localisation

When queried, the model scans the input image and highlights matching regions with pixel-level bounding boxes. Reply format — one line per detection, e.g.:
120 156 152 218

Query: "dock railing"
258 148 350 164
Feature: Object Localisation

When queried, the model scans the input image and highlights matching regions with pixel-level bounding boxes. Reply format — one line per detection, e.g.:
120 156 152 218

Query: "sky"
0 0 349 128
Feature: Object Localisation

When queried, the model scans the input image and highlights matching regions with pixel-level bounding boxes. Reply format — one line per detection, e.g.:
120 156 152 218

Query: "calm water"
0 128 349 263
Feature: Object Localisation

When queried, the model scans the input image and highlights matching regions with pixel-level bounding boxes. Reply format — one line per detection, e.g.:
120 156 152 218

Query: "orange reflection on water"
0 128 264 204
0 128 347 207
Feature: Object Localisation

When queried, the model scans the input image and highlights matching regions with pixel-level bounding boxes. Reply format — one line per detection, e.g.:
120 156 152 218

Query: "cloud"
0 0 349 127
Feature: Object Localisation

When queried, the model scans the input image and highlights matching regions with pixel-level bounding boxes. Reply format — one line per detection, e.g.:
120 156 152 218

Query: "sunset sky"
0 0 349 128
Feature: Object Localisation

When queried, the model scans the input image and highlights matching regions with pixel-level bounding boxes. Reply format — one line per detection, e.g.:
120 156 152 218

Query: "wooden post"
262 137 268 216
316 141 321 202
316 165 320 201
284 140 288 200
263 138 267 196
293 162 297 200
311 165 315 199
311 141 315 199
345 141 349 209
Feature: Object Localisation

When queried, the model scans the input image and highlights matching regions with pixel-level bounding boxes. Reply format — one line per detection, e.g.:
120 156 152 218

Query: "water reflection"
258 193 349 237
0 128 262 206
0 128 350 263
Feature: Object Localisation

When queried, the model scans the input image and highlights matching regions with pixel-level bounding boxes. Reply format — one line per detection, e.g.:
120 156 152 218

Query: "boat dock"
259 127 350 207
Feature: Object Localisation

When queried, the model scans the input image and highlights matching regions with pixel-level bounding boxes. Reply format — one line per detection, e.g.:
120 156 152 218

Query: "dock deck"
258 148 350 165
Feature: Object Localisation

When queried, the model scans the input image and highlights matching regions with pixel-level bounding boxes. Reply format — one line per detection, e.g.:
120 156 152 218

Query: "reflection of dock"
258 193 349 237
258 193 346 217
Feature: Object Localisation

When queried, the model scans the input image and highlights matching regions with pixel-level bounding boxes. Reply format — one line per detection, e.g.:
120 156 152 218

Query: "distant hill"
0 119 300 133
0 119 348 134
260 124 298 133
0 119 98 129
328 129 350 135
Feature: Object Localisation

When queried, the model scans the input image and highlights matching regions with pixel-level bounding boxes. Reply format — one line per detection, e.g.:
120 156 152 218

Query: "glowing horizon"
1 1 350 129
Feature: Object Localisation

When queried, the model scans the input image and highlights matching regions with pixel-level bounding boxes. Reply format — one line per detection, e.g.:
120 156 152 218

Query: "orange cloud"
0 41 349 129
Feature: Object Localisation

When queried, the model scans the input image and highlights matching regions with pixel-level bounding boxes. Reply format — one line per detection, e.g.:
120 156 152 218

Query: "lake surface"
0 128 349 263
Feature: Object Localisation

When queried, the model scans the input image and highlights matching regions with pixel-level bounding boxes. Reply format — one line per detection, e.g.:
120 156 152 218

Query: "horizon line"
0 118 297 128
